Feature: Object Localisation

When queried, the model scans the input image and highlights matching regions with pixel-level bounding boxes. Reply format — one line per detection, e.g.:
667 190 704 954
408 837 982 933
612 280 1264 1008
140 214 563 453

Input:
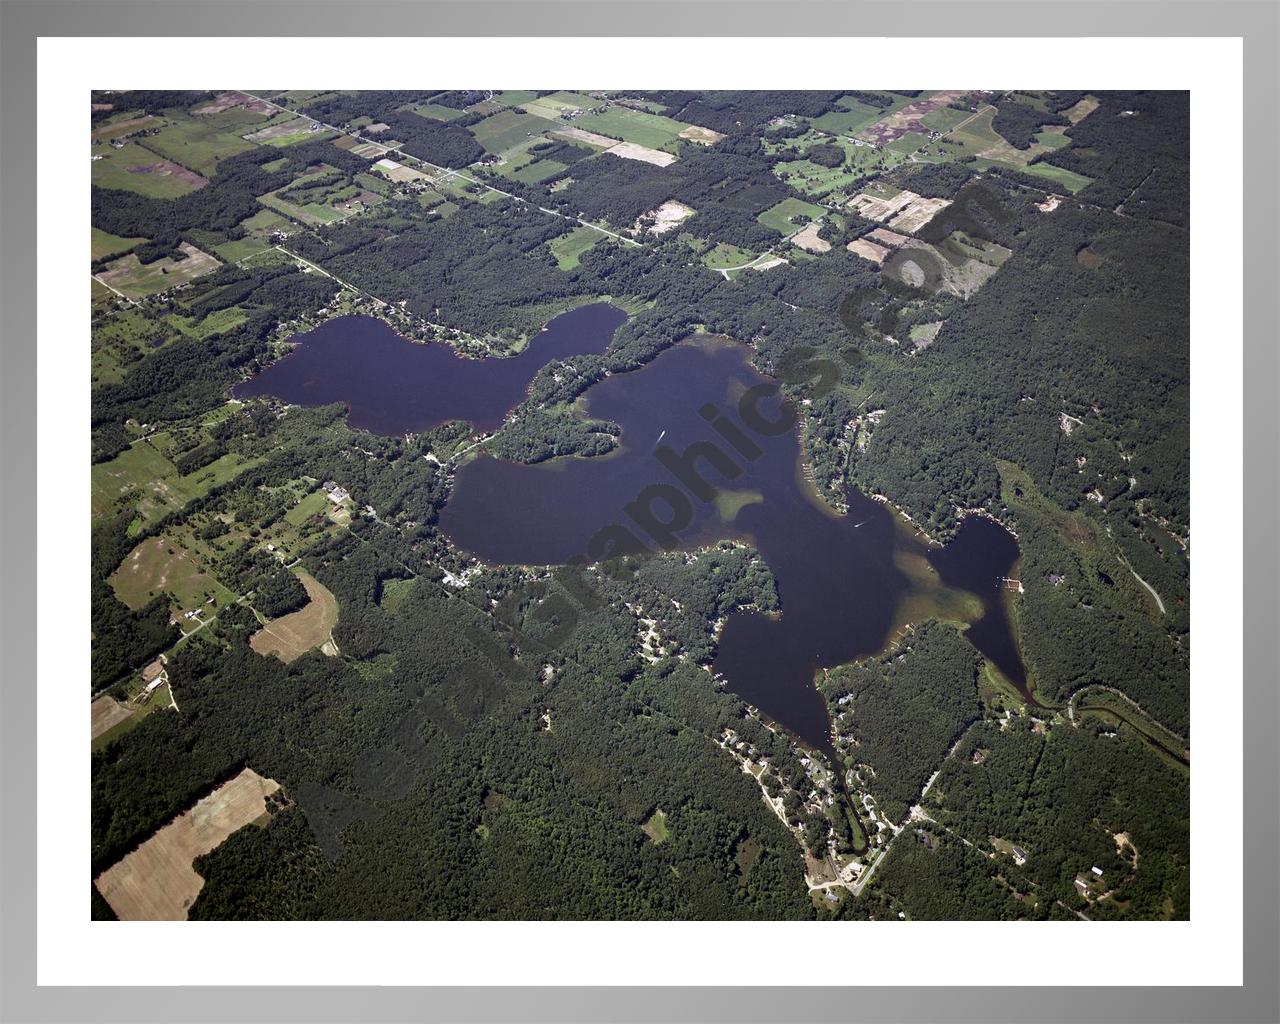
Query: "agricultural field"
249 571 340 662
91 138 207 199
94 769 283 920
210 207 293 262
505 157 568 184
91 435 261 527
132 109 262 176
808 98 886 136
91 227 146 261
548 225 610 269
469 109 561 155
520 91 603 121
108 535 236 618
757 197 827 235
94 242 221 300
574 105 690 151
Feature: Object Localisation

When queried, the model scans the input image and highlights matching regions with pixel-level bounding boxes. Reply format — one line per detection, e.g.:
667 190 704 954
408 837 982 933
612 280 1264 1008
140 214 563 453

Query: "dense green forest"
89 88 1190 922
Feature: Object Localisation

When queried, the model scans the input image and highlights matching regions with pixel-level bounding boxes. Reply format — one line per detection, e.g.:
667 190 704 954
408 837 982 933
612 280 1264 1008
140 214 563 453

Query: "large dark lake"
239 304 1026 754
234 302 629 434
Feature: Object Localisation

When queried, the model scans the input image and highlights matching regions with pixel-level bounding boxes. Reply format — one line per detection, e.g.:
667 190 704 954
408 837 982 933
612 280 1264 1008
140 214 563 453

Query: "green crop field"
757 197 827 235
509 158 567 184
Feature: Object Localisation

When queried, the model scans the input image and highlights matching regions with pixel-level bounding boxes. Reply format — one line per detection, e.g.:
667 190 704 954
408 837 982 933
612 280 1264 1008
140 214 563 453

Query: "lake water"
240 307 1026 754
233 302 629 434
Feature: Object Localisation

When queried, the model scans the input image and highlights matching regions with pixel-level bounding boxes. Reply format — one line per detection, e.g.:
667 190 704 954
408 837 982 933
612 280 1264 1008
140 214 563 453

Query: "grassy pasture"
492 90 541 108
91 439 262 526
700 241 760 270
92 139 205 199
575 105 689 150
92 227 146 261
757 197 826 235
470 109 561 155
809 98 884 136
408 102 467 122
284 489 331 526
548 226 608 270
522 92 601 121
134 111 259 175
921 105 973 132
109 535 235 614
509 158 567 184
95 242 220 299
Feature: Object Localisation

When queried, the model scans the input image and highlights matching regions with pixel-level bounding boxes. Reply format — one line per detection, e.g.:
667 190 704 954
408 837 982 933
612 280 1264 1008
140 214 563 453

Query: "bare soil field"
242 117 313 143
867 227 911 249
91 115 158 142
193 91 275 116
887 195 953 234
94 769 282 920
678 125 725 145
638 200 695 235
250 571 339 663
374 158 429 183
847 238 890 264
549 127 620 150
847 188 920 223
1063 96 1100 125
90 696 134 741
791 222 832 253
604 141 677 167
127 159 208 190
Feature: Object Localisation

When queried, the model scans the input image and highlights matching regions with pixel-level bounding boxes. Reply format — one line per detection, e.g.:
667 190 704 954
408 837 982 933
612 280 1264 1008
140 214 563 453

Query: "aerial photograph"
88 88 1189 922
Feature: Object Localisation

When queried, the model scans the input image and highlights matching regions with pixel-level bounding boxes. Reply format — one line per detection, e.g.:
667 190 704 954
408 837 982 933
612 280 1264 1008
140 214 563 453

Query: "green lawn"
284 489 332 526
548 226 608 270
757 197 826 235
